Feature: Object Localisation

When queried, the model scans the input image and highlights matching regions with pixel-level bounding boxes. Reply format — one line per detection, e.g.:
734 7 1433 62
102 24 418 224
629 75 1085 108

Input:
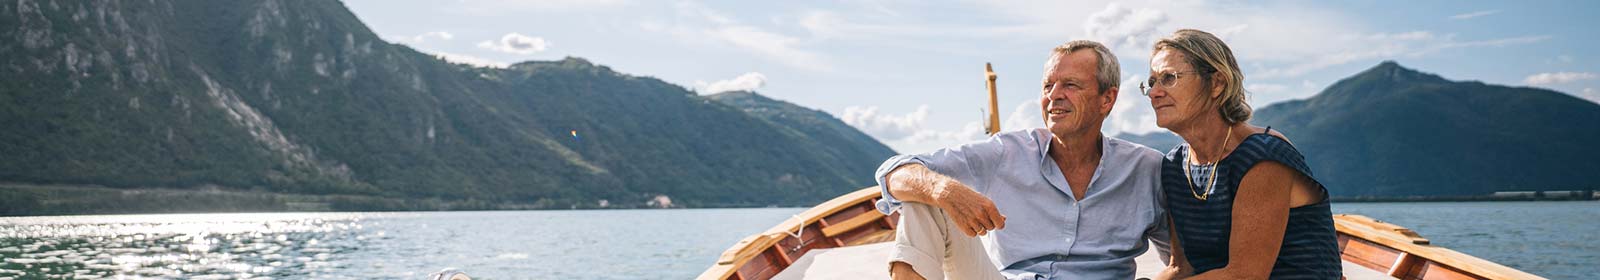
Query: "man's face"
1039 50 1115 138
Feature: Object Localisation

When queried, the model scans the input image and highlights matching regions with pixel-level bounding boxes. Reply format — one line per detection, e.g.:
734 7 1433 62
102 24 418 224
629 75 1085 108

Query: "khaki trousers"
888 202 1008 280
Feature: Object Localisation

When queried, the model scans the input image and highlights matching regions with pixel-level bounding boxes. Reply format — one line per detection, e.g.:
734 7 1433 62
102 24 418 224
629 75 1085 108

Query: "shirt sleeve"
874 134 1009 214
1145 153 1174 265
1146 206 1173 265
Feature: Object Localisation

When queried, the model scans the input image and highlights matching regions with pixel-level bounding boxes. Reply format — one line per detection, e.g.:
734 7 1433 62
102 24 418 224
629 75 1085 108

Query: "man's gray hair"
1050 40 1120 94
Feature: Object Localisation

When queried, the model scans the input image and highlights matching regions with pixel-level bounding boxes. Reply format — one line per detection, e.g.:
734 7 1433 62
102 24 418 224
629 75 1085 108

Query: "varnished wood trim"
822 210 886 237
699 187 883 280
1335 214 1544 280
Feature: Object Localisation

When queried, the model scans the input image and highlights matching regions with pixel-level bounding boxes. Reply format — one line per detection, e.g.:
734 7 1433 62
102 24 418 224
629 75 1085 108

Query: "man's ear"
1101 86 1119 114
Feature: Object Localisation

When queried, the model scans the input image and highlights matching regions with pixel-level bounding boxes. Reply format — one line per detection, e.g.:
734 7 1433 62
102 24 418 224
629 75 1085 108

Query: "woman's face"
1147 49 1216 130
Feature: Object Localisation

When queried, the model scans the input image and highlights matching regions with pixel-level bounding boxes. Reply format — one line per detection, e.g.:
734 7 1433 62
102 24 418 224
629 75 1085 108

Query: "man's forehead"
1043 51 1097 81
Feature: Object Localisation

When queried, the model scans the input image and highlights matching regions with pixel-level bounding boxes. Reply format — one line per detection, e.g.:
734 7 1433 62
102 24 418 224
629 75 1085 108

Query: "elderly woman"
1142 29 1341 279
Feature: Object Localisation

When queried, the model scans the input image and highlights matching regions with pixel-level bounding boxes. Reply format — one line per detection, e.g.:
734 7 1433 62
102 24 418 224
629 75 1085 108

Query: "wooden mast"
985 63 1000 135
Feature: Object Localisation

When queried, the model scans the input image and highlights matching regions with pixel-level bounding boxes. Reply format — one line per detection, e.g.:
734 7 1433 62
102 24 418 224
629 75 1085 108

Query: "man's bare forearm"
887 163 1005 236
886 163 949 205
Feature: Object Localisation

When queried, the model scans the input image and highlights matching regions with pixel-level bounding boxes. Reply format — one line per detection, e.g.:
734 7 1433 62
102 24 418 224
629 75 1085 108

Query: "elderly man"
879 40 1170 280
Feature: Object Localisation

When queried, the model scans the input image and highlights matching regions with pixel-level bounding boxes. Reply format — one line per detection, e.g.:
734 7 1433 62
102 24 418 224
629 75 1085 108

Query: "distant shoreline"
1332 190 1598 202
3 183 1595 217
1332 196 1599 203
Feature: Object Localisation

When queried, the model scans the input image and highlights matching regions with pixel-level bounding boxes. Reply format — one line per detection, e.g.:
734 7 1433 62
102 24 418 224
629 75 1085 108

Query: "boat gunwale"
700 186 1547 280
699 187 884 279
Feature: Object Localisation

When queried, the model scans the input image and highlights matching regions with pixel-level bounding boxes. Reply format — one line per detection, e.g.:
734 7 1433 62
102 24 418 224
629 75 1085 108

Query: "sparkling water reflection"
0 213 370 279
1 202 1593 279
0 209 801 279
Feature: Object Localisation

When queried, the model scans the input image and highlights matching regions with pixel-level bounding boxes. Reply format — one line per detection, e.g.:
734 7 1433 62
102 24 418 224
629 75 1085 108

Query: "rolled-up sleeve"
873 135 1008 214
874 155 927 214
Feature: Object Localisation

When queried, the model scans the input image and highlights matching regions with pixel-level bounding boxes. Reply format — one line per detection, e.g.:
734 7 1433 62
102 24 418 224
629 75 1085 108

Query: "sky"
343 0 1600 154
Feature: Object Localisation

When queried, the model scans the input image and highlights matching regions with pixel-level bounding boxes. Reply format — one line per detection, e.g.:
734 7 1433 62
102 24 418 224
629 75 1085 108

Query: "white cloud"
796 10 1034 41
451 0 631 15
1246 83 1289 93
1524 72 1598 85
1582 88 1599 104
477 33 550 55
706 26 830 71
1083 3 1168 52
1449 10 1499 20
1367 31 1435 41
695 72 768 94
841 105 931 141
1435 35 1550 49
895 122 988 154
391 31 454 45
676 1 734 25
1003 100 1041 132
429 51 509 68
1106 76 1161 136
1254 34 1551 79
841 102 1036 153
637 1 833 72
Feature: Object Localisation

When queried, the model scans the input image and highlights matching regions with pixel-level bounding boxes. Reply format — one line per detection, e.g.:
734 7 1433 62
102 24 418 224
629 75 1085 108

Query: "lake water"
0 201 1594 279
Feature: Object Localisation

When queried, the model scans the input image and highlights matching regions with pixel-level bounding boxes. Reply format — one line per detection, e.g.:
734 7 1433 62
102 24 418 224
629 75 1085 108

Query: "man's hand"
889 261 926 280
930 180 1006 237
1153 265 1191 280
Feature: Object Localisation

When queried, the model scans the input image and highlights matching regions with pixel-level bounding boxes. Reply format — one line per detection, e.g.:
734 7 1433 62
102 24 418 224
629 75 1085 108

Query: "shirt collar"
1034 128 1113 161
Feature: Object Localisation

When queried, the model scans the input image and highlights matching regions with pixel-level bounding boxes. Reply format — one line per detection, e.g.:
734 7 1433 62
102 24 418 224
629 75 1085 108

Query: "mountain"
707 91 898 184
0 0 893 212
1121 61 1600 197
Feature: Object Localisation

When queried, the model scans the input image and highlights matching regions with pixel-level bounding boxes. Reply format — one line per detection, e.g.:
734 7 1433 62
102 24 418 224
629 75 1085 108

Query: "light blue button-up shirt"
876 128 1170 280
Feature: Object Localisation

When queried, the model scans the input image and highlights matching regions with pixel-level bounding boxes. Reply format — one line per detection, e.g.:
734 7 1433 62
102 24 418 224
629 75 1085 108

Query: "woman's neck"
1177 117 1240 164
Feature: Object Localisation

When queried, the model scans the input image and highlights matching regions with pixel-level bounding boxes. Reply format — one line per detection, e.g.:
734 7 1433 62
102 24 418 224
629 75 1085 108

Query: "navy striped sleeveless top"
1162 128 1342 279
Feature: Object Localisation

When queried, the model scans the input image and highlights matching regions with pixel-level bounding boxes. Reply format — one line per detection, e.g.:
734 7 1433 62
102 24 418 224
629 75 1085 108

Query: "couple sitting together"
876 29 1341 280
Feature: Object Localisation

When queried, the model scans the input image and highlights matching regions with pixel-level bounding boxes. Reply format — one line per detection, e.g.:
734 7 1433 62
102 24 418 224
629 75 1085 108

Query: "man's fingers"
951 212 978 237
953 211 979 236
958 220 979 237
970 208 994 233
989 209 1007 230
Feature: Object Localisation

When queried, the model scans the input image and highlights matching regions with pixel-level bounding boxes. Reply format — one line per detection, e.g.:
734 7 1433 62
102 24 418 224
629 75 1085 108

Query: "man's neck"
1048 130 1103 169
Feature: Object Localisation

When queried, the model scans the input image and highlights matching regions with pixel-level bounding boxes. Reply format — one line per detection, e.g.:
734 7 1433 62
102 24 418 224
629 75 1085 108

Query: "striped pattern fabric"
1162 130 1342 279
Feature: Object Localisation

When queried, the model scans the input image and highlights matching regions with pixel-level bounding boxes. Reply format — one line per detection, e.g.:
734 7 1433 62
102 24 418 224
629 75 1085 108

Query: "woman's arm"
1154 217 1193 280
1183 161 1296 280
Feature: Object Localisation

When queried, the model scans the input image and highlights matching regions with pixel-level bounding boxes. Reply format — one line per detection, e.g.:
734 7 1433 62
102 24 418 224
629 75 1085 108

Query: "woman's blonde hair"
1153 29 1250 124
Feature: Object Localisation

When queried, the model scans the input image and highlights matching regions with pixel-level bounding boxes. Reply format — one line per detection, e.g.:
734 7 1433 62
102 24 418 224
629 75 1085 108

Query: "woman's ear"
1209 72 1226 99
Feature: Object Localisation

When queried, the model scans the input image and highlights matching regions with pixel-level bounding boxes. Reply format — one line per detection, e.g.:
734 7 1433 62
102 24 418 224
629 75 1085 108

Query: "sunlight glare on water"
0 212 370 279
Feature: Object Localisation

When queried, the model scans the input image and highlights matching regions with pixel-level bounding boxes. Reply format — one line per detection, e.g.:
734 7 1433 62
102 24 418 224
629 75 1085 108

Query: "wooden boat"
697 186 1546 280
699 64 1545 280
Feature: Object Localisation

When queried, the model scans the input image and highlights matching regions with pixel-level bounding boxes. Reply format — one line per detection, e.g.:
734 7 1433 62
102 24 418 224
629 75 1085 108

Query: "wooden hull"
698 187 1545 280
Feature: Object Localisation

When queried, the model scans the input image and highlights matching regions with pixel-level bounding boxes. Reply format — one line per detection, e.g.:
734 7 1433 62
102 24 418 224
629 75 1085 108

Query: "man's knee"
897 202 951 231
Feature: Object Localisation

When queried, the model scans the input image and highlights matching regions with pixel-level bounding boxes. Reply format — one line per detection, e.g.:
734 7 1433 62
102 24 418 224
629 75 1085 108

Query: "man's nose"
1044 87 1067 99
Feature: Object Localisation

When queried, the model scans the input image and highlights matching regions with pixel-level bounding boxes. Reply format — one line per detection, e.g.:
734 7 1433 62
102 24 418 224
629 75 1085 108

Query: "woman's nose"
1146 86 1167 98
